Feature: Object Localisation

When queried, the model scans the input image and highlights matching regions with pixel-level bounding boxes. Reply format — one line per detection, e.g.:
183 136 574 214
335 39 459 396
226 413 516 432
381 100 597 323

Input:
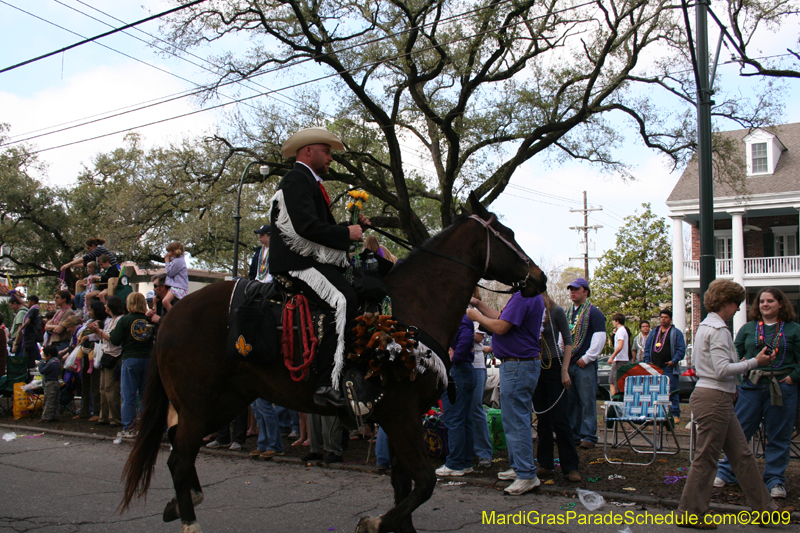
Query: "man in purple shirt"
435 313 477 477
468 292 545 496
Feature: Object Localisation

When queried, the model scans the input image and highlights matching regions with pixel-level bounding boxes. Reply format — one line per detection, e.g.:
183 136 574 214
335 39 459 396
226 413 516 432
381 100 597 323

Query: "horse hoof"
355 516 381 533
163 498 179 523
180 521 202 533
163 491 204 523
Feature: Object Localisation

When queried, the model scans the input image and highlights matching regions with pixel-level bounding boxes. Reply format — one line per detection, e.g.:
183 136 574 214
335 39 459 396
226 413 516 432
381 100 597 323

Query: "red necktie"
318 181 330 206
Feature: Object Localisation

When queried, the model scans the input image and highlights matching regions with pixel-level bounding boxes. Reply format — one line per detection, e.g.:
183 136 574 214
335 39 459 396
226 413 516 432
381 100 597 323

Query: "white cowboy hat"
281 127 344 158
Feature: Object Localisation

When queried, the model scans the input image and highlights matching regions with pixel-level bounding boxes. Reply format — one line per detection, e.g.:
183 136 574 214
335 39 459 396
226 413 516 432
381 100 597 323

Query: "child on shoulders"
163 241 189 311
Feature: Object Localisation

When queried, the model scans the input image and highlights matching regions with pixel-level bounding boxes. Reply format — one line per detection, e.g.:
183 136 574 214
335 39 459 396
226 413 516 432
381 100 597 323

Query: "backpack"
33 313 44 343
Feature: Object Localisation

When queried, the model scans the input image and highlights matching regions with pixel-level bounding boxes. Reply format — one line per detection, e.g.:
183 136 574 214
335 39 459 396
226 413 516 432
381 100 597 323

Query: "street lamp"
232 161 269 278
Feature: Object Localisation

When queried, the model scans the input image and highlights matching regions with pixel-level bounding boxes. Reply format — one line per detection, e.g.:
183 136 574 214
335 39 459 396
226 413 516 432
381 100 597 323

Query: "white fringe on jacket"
269 190 349 268
289 267 346 391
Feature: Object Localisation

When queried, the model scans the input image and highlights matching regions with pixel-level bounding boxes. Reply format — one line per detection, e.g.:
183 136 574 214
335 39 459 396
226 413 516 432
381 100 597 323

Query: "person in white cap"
269 127 369 408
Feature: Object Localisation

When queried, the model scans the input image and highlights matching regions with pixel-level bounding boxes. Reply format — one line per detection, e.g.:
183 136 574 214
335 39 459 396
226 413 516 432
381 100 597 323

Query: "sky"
1 0 799 276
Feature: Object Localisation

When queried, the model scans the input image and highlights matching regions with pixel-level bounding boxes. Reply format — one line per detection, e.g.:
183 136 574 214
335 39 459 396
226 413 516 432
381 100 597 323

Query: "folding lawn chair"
603 374 681 465
0 355 30 415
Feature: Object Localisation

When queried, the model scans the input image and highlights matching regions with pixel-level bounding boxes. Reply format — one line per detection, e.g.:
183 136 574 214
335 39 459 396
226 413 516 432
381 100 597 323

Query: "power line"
17 2 596 154
501 192 573 209
0 0 209 74
2 0 532 148
506 183 582 204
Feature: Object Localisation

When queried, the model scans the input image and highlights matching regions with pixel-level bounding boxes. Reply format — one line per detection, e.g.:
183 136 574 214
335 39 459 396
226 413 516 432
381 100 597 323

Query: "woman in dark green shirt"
108 292 154 438
714 287 800 499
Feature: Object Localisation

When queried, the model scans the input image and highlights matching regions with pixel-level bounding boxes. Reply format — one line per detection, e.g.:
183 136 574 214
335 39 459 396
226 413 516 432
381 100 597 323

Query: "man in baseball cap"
565 277 607 449
268 128 369 409
249 225 272 283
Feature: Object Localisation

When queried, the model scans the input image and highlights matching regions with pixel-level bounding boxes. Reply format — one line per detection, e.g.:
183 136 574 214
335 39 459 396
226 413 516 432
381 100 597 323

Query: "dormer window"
743 129 785 176
751 142 768 173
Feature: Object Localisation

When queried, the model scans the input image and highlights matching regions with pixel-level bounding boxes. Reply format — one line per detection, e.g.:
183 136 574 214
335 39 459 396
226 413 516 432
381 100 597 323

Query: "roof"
666 122 800 203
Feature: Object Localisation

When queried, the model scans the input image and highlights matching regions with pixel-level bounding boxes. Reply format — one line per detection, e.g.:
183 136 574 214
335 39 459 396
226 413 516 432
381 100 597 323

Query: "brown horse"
120 194 546 533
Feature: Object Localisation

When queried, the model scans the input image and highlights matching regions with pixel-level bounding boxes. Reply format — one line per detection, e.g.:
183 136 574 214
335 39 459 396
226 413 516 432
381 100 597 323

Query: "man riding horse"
269 127 370 409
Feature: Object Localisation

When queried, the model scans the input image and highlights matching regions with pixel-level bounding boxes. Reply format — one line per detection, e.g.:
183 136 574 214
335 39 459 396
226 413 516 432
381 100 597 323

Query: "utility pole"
569 191 603 279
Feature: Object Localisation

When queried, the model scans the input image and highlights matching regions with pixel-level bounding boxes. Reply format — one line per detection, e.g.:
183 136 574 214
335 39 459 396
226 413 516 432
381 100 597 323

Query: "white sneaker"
713 477 726 488
497 469 517 480
229 442 242 451
435 465 464 477
504 477 541 496
463 467 474 474
770 484 787 499
205 440 223 449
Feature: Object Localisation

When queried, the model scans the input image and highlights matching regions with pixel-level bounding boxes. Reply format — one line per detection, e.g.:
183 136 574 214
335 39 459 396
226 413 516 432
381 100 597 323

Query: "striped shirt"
82 246 118 267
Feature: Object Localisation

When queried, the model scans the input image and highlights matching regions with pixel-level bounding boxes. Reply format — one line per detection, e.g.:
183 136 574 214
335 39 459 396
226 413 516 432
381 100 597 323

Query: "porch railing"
683 256 800 278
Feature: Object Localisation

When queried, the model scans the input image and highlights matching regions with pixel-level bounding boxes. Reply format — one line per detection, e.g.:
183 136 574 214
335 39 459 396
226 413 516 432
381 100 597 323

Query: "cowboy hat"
281 127 344 158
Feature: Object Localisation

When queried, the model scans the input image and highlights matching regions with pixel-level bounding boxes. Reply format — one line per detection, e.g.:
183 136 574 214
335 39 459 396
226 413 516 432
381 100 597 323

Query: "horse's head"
466 192 547 298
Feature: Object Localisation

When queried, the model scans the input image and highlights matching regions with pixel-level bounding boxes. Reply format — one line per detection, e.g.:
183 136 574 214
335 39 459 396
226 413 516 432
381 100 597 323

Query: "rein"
368 216 530 294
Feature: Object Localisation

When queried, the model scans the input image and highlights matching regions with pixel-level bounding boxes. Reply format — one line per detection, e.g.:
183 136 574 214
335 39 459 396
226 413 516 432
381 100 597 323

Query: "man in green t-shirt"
8 292 28 351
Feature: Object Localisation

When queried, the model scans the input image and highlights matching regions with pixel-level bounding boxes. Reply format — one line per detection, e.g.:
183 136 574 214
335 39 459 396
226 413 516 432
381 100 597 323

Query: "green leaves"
592 203 672 323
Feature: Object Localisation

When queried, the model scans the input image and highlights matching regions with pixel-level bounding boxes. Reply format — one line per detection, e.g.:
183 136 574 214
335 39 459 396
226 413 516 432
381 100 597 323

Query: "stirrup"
340 367 382 429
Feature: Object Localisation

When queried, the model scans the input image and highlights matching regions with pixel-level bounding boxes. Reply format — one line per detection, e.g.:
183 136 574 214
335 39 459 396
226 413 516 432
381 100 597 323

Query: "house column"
671 216 686 335
730 209 746 334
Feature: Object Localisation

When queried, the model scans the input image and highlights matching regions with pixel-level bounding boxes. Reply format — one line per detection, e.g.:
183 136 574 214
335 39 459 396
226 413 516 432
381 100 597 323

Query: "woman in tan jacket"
677 279 786 528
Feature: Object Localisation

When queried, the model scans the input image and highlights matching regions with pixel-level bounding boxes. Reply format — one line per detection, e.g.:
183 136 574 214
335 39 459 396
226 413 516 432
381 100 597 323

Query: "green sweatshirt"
109 312 155 360
734 320 800 385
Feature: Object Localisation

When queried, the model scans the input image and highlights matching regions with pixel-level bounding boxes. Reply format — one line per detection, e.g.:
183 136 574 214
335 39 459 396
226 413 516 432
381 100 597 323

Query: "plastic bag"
64 346 81 371
93 343 103 369
577 488 606 511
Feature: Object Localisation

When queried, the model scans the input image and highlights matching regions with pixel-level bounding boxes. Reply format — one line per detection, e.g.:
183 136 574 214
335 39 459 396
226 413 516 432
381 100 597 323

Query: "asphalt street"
0 431 787 532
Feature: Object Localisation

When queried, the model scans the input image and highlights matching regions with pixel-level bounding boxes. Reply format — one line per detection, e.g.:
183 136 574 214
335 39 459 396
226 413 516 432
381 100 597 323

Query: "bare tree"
160 0 779 243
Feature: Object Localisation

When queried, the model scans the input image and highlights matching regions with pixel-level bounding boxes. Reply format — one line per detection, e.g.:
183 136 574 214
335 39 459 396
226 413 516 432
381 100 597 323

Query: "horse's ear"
468 191 490 220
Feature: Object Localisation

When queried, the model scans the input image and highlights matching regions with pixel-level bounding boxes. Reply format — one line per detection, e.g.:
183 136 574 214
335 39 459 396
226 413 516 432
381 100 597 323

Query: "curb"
2 423 797 520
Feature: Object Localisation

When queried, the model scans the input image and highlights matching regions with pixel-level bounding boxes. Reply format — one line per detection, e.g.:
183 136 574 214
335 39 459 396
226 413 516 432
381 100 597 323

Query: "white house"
666 123 800 336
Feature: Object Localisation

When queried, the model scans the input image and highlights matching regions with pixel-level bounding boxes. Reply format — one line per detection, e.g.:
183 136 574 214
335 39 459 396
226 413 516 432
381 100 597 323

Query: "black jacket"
269 163 350 273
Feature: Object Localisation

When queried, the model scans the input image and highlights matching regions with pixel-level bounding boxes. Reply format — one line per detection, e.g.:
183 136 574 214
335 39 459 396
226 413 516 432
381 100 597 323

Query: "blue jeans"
669 371 681 418
471 367 492 461
376 427 390 469
568 360 598 444
716 382 799 489
120 357 149 431
274 405 296 433
252 399 285 453
441 362 476 470
499 358 541 479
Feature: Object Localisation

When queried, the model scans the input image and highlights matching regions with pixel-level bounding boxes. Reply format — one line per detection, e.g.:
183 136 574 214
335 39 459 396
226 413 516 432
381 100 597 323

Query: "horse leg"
164 419 207 533
357 415 434 533
163 439 204 523
389 462 416 533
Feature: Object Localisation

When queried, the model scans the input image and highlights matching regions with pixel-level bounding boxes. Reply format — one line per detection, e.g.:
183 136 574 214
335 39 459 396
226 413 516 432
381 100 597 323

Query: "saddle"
226 272 450 424
225 278 332 365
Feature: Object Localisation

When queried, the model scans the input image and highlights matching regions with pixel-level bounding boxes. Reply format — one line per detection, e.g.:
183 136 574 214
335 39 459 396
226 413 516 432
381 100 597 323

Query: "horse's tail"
119 348 169 513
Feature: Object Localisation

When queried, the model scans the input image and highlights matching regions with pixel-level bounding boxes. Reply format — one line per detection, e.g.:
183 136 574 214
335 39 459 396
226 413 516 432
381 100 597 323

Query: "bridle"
466 214 532 293
368 214 534 294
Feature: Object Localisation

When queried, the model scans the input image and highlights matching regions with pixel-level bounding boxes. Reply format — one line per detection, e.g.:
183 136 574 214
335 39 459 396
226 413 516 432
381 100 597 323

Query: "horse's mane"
386 213 472 277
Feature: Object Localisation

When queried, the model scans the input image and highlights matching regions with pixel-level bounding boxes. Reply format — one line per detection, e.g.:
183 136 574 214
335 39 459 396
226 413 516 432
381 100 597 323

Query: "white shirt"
297 161 323 182
614 327 630 362
472 322 486 369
